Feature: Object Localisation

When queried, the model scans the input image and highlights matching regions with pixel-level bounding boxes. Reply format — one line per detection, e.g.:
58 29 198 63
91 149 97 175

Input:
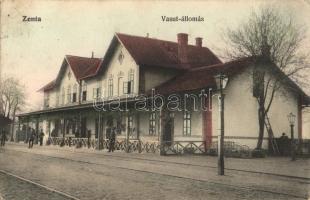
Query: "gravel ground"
0 145 309 200
0 172 71 200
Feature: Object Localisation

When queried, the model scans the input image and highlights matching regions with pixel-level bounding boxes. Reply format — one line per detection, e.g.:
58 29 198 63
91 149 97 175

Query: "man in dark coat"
28 129 36 148
39 129 45 146
108 127 116 152
0 130 7 146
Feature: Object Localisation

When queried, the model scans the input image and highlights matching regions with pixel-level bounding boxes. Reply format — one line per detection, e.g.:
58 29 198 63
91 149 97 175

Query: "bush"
251 148 267 158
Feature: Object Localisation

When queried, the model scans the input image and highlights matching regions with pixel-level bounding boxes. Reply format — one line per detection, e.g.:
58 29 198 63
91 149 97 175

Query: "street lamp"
214 73 228 175
287 112 296 161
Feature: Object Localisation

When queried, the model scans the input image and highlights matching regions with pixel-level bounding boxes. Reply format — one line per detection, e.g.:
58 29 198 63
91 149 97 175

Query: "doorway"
163 113 174 146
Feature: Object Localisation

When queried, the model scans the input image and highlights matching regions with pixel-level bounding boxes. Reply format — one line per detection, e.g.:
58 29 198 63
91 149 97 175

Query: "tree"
224 6 309 150
0 77 26 141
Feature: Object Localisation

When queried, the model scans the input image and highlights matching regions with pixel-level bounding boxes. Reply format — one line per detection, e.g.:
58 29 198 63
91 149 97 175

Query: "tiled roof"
38 79 56 92
116 33 222 69
152 57 253 94
65 55 102 80
39 56 102 92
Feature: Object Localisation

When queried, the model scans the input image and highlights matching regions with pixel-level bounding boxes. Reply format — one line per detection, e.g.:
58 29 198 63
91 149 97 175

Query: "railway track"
3 148 309 199
0 170 80 200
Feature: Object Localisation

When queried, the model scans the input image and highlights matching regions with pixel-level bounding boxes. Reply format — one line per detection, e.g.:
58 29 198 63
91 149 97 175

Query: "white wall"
302 108 310 139
44 61 79 108
103 43 139 98
212 65 299 149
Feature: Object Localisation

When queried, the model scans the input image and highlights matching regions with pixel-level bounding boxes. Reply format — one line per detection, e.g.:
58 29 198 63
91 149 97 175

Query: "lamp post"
214 73 228 175
287 112 296 161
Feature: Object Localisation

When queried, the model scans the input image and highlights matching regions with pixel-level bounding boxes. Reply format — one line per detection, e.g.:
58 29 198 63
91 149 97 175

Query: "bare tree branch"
223 5 309 149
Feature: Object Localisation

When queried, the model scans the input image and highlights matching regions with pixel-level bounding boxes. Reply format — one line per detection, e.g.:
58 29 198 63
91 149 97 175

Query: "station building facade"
17 33 309 155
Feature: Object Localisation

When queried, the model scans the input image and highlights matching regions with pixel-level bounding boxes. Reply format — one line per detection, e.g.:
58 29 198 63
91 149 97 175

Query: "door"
163 113 174 146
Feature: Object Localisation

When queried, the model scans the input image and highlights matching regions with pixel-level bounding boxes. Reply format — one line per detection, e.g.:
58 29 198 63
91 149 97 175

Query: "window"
108 78 113 97
124 70 134 94
149 112 156 135
67 85 71 103
93 87 101 99
61 87 65 105
123 81 129 94
128 70 134 94
82 83 87 101
118 77 123 96
183 111 191 136
72 84 77 103
97 87 101 98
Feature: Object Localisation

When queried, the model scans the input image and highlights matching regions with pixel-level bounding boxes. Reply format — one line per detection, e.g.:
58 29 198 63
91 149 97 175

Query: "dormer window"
118 51 124 64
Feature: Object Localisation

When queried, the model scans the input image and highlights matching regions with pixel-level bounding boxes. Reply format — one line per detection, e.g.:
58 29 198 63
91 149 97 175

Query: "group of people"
27 128 45 148
278 132 290 156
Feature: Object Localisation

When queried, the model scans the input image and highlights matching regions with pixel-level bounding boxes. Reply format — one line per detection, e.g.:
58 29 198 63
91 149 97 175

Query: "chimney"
177 33 188 64
91 51 94 58
146 33 149 38
195 37 202 47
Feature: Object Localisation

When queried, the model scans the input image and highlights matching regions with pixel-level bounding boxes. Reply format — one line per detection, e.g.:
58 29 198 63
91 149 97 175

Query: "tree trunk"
256 106 265 149
10 114 15 141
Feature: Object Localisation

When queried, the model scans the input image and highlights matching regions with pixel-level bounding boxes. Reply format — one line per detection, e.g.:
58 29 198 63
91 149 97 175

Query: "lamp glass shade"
222 76 228 89
214 74 228 90
287 112 296 125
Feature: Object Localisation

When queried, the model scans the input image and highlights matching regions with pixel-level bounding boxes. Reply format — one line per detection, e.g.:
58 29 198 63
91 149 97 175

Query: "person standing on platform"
39 129 45 146
110 127 116 152
0 130 7 146
28 129 35 148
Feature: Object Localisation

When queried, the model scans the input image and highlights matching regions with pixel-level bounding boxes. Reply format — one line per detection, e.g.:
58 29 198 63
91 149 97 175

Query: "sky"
1 0 310 113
